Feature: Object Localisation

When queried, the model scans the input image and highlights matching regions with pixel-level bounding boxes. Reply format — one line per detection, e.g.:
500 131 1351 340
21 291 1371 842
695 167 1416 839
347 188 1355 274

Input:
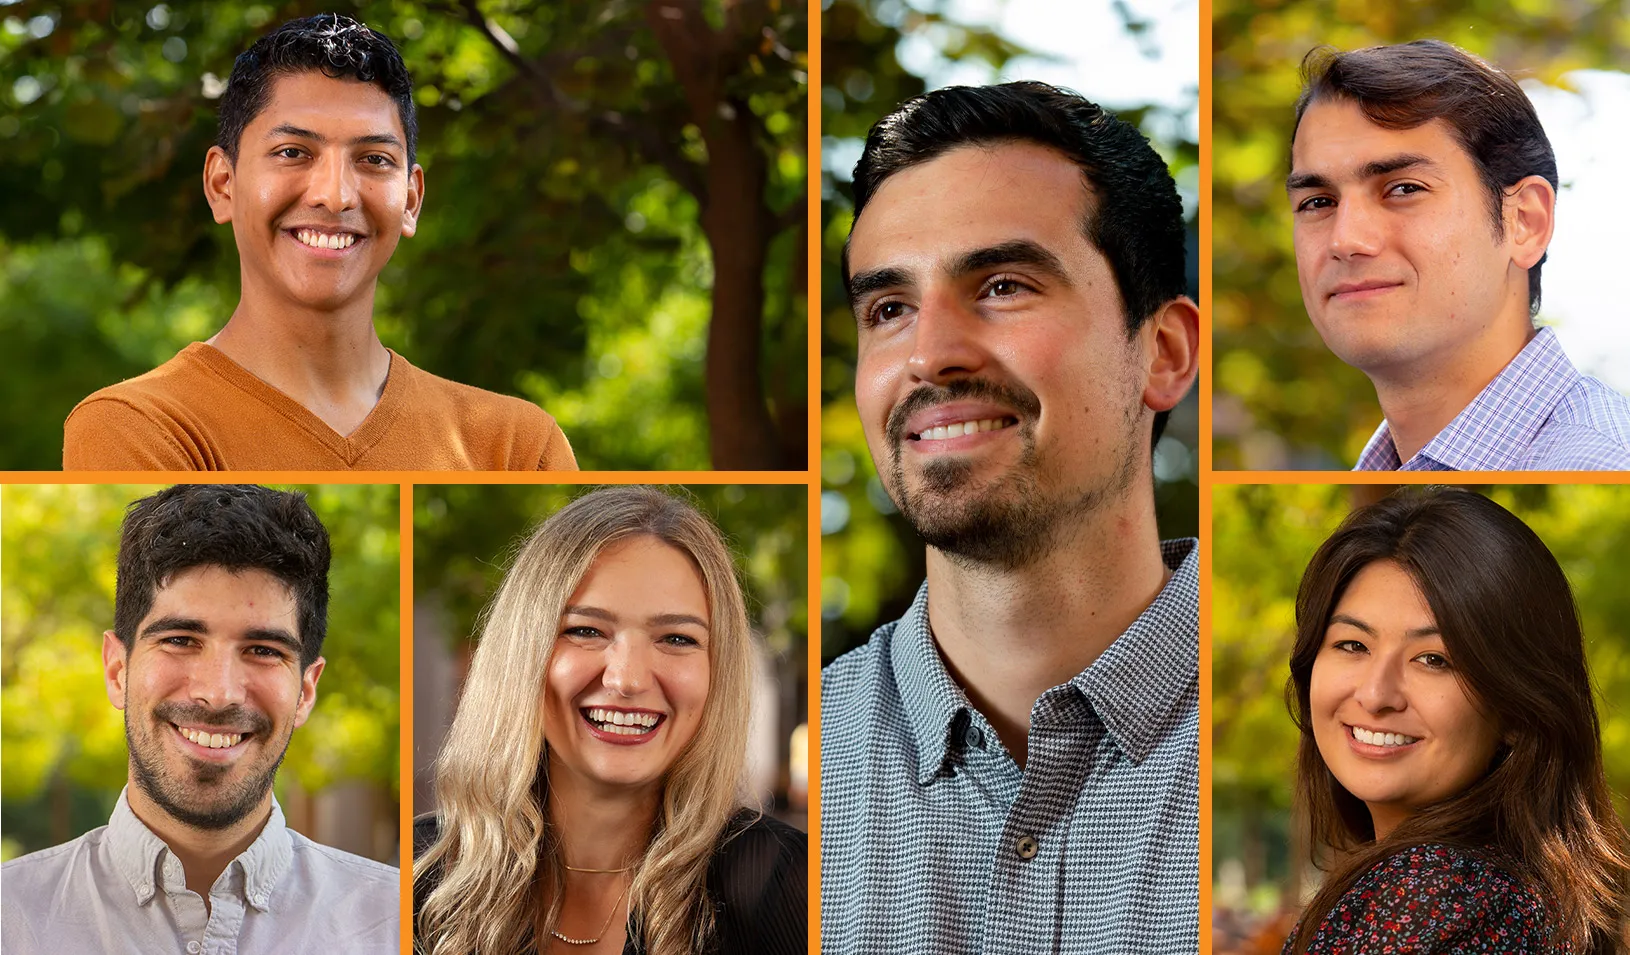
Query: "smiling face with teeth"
204 70 424 315
103 565 323 832
542 536 712 796
1309 560 1503 837
848 142 1179 567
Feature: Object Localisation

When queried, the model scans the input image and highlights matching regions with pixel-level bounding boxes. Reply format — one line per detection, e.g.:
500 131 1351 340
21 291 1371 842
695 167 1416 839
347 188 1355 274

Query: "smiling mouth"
581 707 664 737
289 228 362 251
1349 724 1420 747
173 723 251 750
909 416 1018 441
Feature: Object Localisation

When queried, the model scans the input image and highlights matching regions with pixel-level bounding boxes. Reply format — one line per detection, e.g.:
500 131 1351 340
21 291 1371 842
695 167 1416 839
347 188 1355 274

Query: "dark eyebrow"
1328 613 1440 640
947 240 1071 286
1328 612 1374 635
142 615 209 638
563 604 617 622
845 266 913 307
266 124 404 151
1288 153 1438 192
141 617 301 653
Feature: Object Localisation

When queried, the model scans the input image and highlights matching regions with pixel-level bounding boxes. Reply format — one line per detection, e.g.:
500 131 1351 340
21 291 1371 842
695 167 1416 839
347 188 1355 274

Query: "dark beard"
127 702 284 831
884 380 1139 570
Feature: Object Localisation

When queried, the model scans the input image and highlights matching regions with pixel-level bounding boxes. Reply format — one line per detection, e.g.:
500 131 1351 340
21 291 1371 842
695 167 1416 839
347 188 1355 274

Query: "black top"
412 810 807 955
1283 843 1559 954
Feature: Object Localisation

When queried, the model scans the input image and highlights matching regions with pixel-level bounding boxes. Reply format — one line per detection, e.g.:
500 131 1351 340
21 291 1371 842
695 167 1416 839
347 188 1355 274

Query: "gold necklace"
550 874 630 947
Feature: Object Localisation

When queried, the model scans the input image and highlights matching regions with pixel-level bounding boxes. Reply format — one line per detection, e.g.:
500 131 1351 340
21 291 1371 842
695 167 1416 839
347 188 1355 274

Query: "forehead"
1333 560 1435 628
244 70 404 141
572 537 709 618
848 140 1096 276
1290 98 1474 184
145 565 298 626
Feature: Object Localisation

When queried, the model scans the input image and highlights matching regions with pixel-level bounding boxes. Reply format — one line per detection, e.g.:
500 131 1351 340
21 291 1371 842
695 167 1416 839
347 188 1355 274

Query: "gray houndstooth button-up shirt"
820 539 1199 954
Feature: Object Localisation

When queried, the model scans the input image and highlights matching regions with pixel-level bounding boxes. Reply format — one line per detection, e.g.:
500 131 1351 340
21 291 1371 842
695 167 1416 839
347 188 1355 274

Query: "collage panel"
819 2 1201 951
1212 1 1630 471
0 3 807 472
1213 483 1630 953
411 482 809 954
0 482 401 952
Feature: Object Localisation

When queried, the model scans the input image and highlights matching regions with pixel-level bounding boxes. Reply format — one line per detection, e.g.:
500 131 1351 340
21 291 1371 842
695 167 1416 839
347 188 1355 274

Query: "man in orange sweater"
63 14 576 471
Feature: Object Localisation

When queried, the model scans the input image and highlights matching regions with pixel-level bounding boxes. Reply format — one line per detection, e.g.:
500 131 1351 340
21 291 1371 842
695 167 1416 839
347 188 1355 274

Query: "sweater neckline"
181 341 411 464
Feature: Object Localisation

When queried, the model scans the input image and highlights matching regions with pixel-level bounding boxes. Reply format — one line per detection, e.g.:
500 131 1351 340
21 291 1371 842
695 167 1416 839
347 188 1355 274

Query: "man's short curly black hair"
216 13 417 167
114 485 331 669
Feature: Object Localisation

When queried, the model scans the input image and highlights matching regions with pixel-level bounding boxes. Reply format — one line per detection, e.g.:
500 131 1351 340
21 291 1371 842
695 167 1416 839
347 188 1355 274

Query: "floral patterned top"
1282 843 1561 954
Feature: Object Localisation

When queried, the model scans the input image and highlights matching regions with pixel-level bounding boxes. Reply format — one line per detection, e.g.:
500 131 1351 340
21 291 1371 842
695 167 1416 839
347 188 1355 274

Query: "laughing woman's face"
542 536 712 795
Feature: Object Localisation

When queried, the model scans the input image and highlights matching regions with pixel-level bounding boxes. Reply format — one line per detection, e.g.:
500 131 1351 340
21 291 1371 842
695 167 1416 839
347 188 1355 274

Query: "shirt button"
963 725 984 749
1015 834 1039 859
186 942 202 954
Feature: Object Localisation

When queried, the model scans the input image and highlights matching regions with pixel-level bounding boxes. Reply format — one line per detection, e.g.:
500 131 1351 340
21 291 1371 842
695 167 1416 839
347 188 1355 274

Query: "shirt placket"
200 864 249 955
979 690 1097 955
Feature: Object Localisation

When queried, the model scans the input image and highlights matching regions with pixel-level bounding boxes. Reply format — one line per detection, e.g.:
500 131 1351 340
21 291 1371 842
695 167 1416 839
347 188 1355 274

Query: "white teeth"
1353 726 1418 747
584 708 660 733
917 417 1013 440
295 229 357 250
179 727 243 749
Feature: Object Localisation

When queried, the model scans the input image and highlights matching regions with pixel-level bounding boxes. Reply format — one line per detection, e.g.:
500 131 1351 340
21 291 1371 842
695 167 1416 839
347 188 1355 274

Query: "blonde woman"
414 487 806 955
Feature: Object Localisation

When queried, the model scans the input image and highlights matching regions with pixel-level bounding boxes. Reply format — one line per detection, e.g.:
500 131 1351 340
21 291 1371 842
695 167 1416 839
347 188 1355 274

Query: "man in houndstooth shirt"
823 82 1201 953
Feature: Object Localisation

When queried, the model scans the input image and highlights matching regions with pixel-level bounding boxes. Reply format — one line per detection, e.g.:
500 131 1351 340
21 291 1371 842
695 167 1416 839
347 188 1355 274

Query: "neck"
547 768 659 874
124 777 273 901
923 490 1171 767
1368 804 1407 842
208 276 391 437
1369 315 1535 465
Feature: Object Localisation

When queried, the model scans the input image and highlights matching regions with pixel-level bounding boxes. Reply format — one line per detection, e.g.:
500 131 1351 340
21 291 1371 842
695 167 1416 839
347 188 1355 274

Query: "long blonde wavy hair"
415 486 754 955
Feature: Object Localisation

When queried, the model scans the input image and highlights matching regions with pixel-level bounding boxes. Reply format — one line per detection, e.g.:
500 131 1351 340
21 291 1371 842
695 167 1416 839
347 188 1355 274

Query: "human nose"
188 646 248 710
1353 654 1407 714
600 637 650 698
905 291 989 384
1327 198 1382 259
305 150 359 214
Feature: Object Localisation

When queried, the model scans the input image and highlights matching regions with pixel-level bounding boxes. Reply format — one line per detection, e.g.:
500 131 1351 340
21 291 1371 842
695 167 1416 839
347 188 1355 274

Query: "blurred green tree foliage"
414 483 807 658
0 0 806 470
819 0 1199 662
1213 483 1630 912
1212 0 1630 468
0 482 399 859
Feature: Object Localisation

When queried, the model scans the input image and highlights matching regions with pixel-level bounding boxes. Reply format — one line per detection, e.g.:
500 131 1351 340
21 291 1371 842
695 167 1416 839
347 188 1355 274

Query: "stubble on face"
883 374 1143 570
126 698 284 832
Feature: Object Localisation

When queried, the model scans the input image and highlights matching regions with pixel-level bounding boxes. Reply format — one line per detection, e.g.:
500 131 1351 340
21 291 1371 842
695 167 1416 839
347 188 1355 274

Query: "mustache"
885 378 1042 447
153 700 271 736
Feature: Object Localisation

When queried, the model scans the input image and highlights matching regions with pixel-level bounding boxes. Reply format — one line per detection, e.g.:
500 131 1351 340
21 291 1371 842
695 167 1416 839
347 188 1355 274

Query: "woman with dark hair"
1283 487 1630 954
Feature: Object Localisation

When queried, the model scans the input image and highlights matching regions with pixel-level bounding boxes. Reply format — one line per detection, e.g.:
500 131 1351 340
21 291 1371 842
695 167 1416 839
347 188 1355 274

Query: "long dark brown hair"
1287 487 1630 954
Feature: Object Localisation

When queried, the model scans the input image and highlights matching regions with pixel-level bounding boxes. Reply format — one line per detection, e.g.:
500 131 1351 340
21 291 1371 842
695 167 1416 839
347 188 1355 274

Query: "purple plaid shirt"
1355 328 1630 471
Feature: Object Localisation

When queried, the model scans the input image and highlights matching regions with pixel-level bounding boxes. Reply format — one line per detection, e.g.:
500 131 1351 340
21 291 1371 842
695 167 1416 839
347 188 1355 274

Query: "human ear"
103 630 129 710
203 145 236 225
1140 296 1201 414
400 164 425 238
292 656 325 728
1503 175 1555 271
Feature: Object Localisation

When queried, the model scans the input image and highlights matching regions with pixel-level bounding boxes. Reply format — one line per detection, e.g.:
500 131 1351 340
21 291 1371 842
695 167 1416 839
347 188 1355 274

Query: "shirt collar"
890 539 1199 783
107 786 293 911
1354 327 1579 471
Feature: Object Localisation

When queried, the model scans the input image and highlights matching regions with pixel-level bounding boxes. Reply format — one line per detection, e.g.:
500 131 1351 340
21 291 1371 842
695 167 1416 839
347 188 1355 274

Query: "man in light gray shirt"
1 484 397 954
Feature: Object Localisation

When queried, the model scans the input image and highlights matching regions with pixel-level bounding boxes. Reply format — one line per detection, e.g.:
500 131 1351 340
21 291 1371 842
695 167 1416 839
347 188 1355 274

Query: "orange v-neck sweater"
63 343 577 471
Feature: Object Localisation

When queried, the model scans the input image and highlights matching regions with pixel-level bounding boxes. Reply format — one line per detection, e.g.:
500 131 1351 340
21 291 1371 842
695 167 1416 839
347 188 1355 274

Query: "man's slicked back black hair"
114 485 332 669
847 81 1189 444
217 13 417 167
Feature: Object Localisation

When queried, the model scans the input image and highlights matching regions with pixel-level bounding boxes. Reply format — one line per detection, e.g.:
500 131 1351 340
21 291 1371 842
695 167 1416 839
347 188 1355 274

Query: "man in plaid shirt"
1287 40 1630 471
823 82 1201 953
